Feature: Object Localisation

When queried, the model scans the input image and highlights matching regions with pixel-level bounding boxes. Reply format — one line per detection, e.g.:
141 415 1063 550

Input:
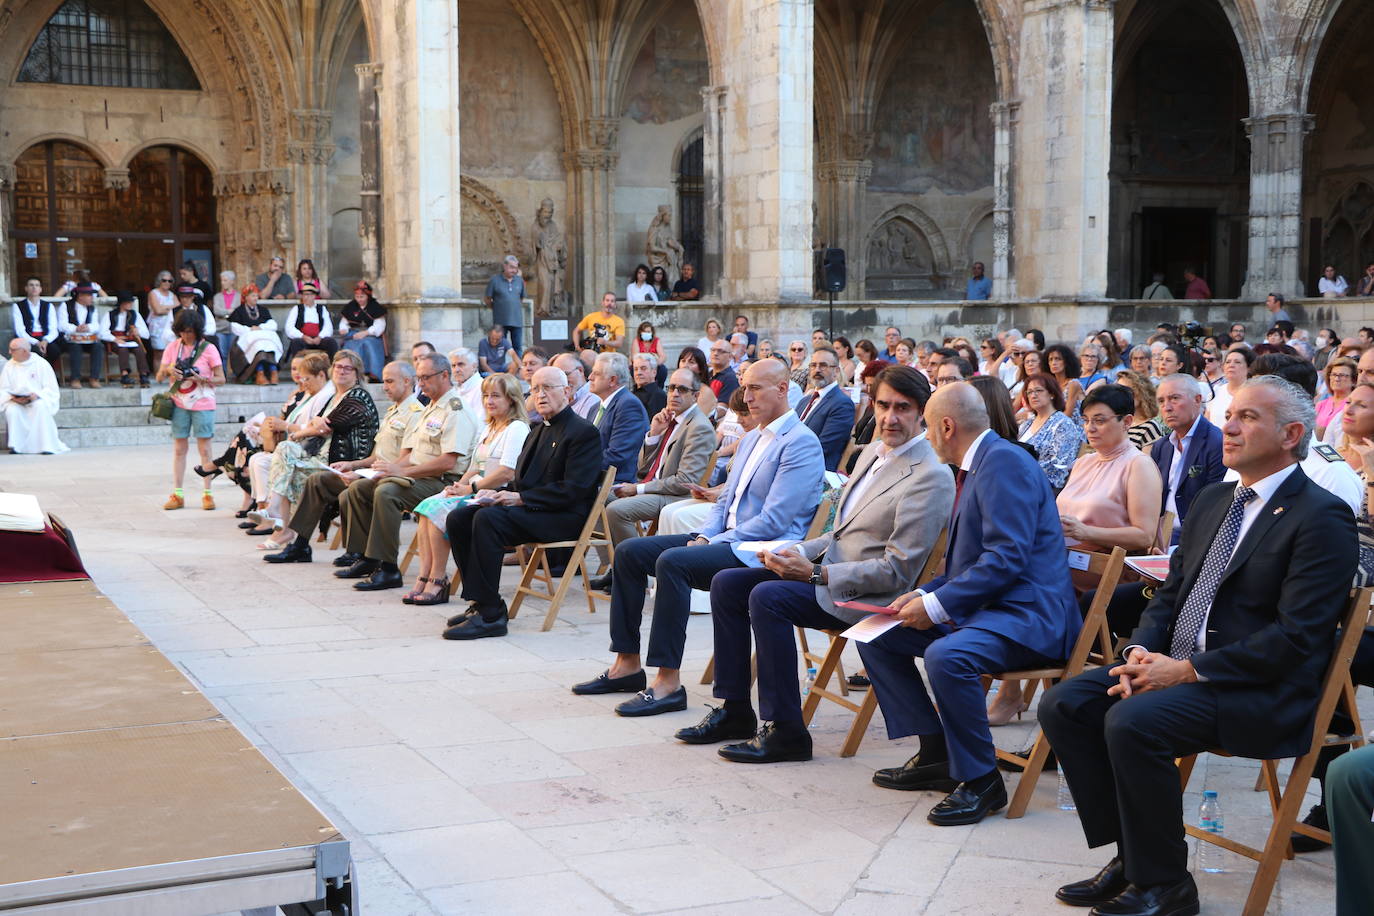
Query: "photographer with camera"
574 292 626 353
157 309 226 510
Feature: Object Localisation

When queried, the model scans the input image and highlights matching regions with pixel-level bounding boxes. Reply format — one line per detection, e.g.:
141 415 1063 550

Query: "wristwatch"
808 563 824 586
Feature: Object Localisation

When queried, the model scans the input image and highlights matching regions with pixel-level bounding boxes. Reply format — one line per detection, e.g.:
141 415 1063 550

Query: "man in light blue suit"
859 382 1079 826
572 358 826 717
588 352 650 484
797 345 856 471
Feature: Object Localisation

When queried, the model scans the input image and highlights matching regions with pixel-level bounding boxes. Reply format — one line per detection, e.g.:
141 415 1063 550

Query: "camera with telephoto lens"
1172 321 1213 349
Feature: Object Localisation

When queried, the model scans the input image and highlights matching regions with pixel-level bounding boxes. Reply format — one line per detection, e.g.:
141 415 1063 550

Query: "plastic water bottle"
801 666 817 698
1198 790 1226 873
1057 771 1076 811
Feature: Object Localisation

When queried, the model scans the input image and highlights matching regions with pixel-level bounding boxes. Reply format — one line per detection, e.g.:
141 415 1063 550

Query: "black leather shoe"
1089 875 1199 916
442 607 508 640
587 571 612 592
446 604 481 627
263 540 312 564
335 558 379 579
615 686 688 717
675 705 758 744
927 776 1008 826
1056 857 1129 907
872 753 960 792
353 565 404 591
333 551 362 568
998 747 1058 773
571 669 647 695
1290 804 1331 853
238 520 258 530
718 722 813 763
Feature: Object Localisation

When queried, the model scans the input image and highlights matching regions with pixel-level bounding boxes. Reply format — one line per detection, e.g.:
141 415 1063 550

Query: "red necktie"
799 393 819 420
953 468 968 512
644 418 678 481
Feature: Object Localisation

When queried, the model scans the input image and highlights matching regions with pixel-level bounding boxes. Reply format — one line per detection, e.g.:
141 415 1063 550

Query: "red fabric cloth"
0 523 87 583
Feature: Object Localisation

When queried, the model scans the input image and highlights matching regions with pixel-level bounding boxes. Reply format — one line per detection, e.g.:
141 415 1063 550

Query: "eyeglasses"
808 362 837 370
666 384 697 394
1204 356 1220 364
333 364 357 372
1084 414 1127 428
934 375 962 386
789 347 805 352
1025 387 1048 397
529 384 564 394
415 370 444 382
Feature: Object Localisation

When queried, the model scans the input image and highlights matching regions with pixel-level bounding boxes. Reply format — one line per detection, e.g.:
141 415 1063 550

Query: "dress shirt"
725 410 795 530
799 382 837 420
1164 414 1202 533
919 428 994 626
836 434 923 527
1128 464 1298 661
593 385 623 427
636 404 698 495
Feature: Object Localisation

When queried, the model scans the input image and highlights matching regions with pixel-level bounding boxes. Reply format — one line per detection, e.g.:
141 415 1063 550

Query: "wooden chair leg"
398 531 420 576
541 543 589 631
1005 732 1053 819
839 691 879 758
803 636 848 725
1242 752 1323 916
700 654 715 685
328 524 342 550
508 546 543 619
1177 753 1198 790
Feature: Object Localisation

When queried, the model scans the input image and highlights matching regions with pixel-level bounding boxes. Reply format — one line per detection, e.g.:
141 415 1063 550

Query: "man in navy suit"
859 382 1080 825
796 345 856 471
1150 373 1224 544
572 358 826 717
588 352 650 484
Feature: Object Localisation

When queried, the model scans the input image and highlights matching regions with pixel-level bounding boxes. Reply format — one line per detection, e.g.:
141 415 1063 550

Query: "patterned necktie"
1168 486 1256 659
644 417 677 481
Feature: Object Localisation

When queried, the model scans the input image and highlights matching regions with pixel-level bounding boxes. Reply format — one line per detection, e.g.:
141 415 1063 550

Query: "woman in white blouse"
626 264 658 304
406 373 531 605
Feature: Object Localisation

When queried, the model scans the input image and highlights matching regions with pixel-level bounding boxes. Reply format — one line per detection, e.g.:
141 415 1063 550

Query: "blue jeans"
502 324 523 353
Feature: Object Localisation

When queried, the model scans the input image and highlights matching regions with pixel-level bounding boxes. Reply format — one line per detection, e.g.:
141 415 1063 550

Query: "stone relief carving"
459 177 526 290
867 219 934 275
532 197 567 318
645 204 684 281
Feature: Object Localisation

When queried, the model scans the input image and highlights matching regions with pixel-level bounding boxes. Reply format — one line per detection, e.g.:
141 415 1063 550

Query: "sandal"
234 509 250 519
412 578 450 606
401 578 430 605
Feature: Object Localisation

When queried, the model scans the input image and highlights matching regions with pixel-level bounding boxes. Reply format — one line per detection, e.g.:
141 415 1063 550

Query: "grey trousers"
605 492 680 544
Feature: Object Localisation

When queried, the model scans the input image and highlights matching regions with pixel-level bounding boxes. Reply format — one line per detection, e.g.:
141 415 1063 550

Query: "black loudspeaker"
821 248 846 293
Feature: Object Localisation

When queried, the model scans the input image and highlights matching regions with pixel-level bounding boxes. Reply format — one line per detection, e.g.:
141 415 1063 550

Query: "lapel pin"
1272 506 1284 516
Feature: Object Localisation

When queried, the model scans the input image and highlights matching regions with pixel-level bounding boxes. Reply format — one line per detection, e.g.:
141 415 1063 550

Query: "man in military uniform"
264 361 423 564
336 352 480 590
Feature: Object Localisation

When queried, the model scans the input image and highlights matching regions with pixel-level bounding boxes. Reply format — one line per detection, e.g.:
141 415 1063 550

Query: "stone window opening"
18 0 200 91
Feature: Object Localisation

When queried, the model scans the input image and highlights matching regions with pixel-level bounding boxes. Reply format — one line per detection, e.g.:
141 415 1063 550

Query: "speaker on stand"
819 248 846 341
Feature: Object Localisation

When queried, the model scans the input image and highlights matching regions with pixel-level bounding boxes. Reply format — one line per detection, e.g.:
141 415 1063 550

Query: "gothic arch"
460 176 528 290
10 134 112 170
958 202 996 265
867 205 951 271
670 126 705 181
1115 0 1264 115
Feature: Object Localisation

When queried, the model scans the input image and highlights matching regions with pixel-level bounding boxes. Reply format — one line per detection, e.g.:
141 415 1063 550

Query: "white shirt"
1206 384 1235 428
726 410 794 530
626 282 657 303
1319 275 1348 296
1164 414 1203 533
458 373 483 417
638 404 698 493
12 299 59 344
1223 434 1362 514
921 428 995 626
837 434 923 527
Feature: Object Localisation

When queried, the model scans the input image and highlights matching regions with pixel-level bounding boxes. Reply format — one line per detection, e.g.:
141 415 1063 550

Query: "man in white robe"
1 337 68 454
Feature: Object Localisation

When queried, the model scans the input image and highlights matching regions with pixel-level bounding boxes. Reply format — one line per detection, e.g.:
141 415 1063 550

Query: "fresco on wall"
622 1 709 125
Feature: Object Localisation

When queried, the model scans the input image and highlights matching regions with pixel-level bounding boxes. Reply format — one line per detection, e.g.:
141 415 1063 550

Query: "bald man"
859 383 1080 826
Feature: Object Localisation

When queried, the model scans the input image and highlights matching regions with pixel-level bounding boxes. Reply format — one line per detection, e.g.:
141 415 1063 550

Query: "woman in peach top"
986 383 1162 726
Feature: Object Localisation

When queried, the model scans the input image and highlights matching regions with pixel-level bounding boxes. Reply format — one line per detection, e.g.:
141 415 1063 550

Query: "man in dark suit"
796 345 856 471
1150 373 1224 545
679 366 953 762
858 382 1080 825
588 352 650 484
443 365 603 640
1040 375 1356 916
630 353 667 416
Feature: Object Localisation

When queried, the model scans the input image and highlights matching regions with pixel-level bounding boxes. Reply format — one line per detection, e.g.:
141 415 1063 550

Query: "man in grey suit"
678 366 954 763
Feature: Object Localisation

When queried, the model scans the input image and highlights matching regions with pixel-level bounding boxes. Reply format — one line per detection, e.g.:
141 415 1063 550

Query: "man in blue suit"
797 345 856 471
859 382 1079 826
1150 373 1224 545
588 352 650 484
573 358 826 717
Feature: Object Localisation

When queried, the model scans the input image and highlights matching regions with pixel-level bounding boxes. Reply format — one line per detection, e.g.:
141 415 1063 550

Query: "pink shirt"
1056 438 1159 552
1317 395 1347 433
160 340 222 411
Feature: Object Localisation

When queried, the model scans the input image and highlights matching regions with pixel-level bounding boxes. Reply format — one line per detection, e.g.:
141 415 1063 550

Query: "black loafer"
587 571 612 593
572 669 647 696
675 705 758 744
238 521 258 530
353 566 404 591
1089 875 1198 916
998 747 1058 773
927 776 1008 826
1290 804 1331 853
615 686 687 717
263 541 312 564
718 722 812 763
442 608 508 640
335 558 379 579
1057 857 1129 907
333 551 362 568
872 753 960 792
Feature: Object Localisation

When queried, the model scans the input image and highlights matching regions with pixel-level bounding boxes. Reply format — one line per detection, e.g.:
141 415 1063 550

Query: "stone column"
0 165 11 297
376 0 464 350
355 62 383 284
716 0 814 303
990 100 1020 299
1241 113 1313 300
700 85 728 297
563 117 619 309
287 109 334 282
816 155 873 296
1013 0 1113 299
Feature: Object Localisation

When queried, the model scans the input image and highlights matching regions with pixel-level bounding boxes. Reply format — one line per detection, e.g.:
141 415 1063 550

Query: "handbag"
148 340 207 423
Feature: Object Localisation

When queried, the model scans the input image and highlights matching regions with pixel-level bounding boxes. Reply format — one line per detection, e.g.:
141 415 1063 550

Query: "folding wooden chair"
1175 587 1371 916
800 527 950 757
991 546 1125 818
1153 511 1174 553
399 528 421 575
508 467 618 631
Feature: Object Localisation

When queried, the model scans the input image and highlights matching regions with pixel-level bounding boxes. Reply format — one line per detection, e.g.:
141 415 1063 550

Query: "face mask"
1318 336 1331 348
640 332 653 342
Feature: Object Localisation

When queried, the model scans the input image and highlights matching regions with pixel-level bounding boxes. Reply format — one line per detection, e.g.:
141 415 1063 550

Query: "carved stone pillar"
103 169 131 191
1242 113 1313 300
817 152 872 296
355 62 384 283
287 108 333 282
212 170 292 290
700 85 728 297
563 118 619 310
0 165 11 297
990 100 1020 299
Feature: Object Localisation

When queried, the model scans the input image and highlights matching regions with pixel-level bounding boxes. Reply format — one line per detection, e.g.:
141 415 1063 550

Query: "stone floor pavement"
5 445 1350 914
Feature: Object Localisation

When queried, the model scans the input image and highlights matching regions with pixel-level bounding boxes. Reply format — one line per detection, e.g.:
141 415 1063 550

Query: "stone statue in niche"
645 204 684 282
532 198 567 318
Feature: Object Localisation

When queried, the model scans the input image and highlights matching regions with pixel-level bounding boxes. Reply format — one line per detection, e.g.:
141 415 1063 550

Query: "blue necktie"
1169 486 1256 659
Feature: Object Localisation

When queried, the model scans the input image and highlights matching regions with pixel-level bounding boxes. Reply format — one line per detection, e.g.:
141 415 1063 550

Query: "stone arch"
116 137 224 174
959 202 996 269
1320 181 1374 280
460 176 528 295
9 133 113 170
1115 0 1265 115
864 204 952 299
